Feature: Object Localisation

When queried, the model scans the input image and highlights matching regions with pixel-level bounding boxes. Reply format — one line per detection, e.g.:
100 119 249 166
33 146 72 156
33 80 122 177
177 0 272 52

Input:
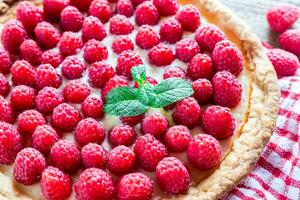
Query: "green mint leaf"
137 82 156 106
152 78 194 108
131 65 147 86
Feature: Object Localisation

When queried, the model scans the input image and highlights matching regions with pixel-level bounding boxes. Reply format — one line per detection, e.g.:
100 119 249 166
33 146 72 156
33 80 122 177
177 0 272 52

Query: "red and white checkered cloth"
223 69 300 200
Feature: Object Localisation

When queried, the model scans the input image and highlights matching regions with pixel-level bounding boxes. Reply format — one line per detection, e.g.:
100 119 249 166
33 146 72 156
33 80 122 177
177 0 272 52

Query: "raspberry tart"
0 0 280 200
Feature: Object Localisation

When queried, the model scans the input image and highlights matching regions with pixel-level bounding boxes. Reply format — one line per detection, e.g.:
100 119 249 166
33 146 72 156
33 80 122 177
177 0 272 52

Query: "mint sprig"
104 65 193 117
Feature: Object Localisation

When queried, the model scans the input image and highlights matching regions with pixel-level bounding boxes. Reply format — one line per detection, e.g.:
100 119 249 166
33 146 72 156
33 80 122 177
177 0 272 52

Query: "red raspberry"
279 28 300 57
136 25 160 49
75 168 115 200
156 157 190 194
34 21 61 49
130 0 146 6
82 97 104 118
1 20 27 54
116 0 134 17
16 1 43 33
109 14 134 35
159 18 183 44
35 64 62 90
133 76 158 88
187 134 222 170
173 97 201 128
0 73 10 97
153 0 178 16
13 148 46 185
107 145 135 174
81 143 107 168
59 32 83 56
212 40 244 76
41 49 63 68
88 62 115 88
0 97 15 124
164 125 191 152
11 60 36 87
120 114 144 126
35 87 64 114
20 39 43 66
112 35 134 54
176 38 200 63
50 140 81 173
195 24 226 52
82 16 106 42
89 0 113 23
41 166 72 200
163 67 186 79
142 113 169 138
0 48 12 74
134 134 168 171
187 53 213 80
60 6 83 32
135 1 159 26
17 110 46 134
10 85 35 111
43 0 69 21
32 125 59 155
70 0 93 11
109 124 136 146
116 50 143 79
266 4 299 33
148 43 174 66
63 81 90 103
192 78 213 104
83 39 108 64
102 76 129 99
176 5 201 32
0 122 22 165
51 103 82 131
212 71 242 108
267 48 299 78
61 56 86 79
75 118 105 146
117 172 154 200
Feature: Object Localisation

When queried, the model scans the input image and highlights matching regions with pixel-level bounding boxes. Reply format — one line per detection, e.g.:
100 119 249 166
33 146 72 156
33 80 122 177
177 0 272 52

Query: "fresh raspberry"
13 148 46 185
109 14 134 35
102 76 129 99
212 40 244 76
0 48 12 74
59 32 83 56
0 97 15 124
89 0 113 23
163 67 186 79
0 122 22 165
261 41 273 49
176 38 200 62
136 25 160 49
117 172 154 200
60 6 83 32
148 43 174 66
83 39 108 64
164 125 191 152
134 134 168 171
279 28 300 57
17 110 46 134
81 97 104 118
109 124 136 146
20 39 43 66
195 24 226 52
70 0 93 11
35 87 64 114
34 21 61 49
41 166 72 200
35 64 62 90
82 16 106 42
187 134 222 170
133 76 158 88
75 168 115 200
41 49 63 68
75 118 105 146
120 114 144 126
266 4 299 33
142 113 169 138
159 18 183 44
32 125 59 155
0 73 10 97
153 0 178 16
10 85 35 111
16 1 44 33
212 71 242 108
43 0 69 21
116 0 134 17
11 60 36 87
50 140 81 173
135 1 159 26
192 78 213 104
112 36 134 54
130 0 146 6
107 145 135 174
175 5 201 32
187 53 213 80
173 97 201 128
116 50 143 79
63 81 90 103
156 157 190 194
1 20 28 54
88 62 115 88
61 56 86 79
81 143 107 168
51 103 82 131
